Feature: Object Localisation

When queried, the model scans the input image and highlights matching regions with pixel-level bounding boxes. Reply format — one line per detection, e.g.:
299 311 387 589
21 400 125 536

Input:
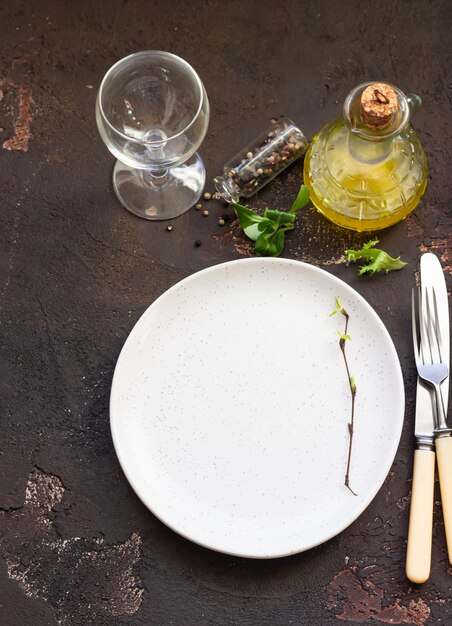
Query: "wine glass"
96 51 210 220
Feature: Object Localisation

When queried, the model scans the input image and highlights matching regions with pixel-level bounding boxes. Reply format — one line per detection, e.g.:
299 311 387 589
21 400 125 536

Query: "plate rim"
110 257 405 558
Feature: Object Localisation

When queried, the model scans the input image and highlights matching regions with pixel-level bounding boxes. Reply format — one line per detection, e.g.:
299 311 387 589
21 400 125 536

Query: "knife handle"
406 448 435 584
435 436 452 564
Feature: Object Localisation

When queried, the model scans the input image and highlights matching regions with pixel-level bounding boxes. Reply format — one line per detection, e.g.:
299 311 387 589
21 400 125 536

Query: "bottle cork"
360 83 398 130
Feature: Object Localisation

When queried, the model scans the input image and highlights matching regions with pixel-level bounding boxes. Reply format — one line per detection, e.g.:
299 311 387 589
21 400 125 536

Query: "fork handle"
406 448 435 583
433 382 448 431
436 436 452 564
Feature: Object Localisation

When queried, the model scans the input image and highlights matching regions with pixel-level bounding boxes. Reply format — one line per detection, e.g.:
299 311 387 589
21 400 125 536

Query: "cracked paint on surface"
0 80 33 152
406 215 452 276
0 468 143 625
327 568 430 625
24 467 65 528
419 237 452 275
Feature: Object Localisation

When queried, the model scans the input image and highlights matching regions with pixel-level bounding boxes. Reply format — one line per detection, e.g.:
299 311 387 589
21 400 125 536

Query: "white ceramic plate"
110 258 404 558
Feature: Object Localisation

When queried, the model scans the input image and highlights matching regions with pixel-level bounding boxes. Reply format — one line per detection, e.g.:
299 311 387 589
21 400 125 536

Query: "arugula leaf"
345 239 407 276
232 184 310 257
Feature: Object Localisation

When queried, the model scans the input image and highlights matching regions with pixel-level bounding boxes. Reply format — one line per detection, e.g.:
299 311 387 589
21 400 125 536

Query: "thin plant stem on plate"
330 298 358 496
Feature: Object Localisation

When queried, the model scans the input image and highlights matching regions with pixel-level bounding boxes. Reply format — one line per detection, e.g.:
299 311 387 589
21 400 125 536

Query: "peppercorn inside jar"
214 117 308 203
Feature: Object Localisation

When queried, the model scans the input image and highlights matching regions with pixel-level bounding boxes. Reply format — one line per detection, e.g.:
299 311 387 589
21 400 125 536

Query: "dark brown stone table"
1 1 451 624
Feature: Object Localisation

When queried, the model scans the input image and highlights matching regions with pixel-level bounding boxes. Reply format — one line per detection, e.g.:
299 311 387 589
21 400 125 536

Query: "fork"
412 286 449 431
413 285 452 565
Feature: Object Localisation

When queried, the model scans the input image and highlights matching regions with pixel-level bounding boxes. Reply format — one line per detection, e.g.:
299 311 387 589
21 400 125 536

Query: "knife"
406 253 450 583
424 254 452 565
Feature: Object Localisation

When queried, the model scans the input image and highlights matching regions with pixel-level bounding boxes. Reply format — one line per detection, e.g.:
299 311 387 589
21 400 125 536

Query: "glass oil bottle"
303 82 428 231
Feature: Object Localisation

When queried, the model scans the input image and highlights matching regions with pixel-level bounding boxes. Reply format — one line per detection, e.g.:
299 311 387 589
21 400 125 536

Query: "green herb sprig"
345 239 407 275
330 297 358 496
233 184 310 257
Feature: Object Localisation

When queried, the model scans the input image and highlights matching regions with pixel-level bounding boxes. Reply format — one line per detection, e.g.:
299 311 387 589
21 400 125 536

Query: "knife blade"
421 253 450 427
406 253 449 583
421 253 452 565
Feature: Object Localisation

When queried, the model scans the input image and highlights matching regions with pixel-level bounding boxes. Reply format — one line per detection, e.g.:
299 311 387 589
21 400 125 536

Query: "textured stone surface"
0 1 451 625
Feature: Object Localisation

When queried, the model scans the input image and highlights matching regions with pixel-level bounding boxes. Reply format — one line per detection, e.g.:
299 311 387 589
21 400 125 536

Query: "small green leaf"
233 203 265 227
289 184 310 213
329 296 343 317
346 239 380 261
345 240 407 276
243 223 261 241
263 208 296 226
254 228 286 257
336 329 351 341
329 297 348 318
244 218 275 241
233 183 309 257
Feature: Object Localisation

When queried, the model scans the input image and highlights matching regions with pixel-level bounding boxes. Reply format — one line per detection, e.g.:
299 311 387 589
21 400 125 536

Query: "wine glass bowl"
96 51 209 220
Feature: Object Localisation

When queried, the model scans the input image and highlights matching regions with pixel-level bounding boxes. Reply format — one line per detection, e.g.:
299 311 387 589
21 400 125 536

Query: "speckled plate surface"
110 258 404 558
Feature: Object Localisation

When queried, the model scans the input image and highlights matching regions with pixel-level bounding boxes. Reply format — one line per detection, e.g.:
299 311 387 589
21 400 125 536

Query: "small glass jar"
214 117 308 203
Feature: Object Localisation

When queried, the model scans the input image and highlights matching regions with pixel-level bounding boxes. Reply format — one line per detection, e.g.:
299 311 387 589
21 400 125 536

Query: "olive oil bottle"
304 82 428 231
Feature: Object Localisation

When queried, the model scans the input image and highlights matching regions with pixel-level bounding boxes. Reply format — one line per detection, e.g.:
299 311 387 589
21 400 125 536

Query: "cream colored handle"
406 449 435 584
435 436 452 564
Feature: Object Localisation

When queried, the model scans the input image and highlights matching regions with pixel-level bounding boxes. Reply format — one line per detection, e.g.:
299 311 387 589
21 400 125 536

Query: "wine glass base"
112 153 206 220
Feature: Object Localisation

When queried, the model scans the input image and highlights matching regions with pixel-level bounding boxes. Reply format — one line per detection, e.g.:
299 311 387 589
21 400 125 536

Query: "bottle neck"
347 132 393 164
214 174 240 203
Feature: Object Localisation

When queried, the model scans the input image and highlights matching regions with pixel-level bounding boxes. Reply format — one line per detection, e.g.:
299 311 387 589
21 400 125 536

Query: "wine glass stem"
142 169 169 186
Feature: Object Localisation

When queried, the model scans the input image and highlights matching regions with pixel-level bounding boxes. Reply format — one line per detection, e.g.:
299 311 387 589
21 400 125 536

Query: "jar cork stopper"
360 83 398 129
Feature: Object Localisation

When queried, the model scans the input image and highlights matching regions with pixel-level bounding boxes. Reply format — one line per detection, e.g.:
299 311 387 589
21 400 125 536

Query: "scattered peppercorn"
195 203 202 210
195 240 202 247
166 224 173 231
203 192 212 200
202 210 209 217
218 218 225 226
